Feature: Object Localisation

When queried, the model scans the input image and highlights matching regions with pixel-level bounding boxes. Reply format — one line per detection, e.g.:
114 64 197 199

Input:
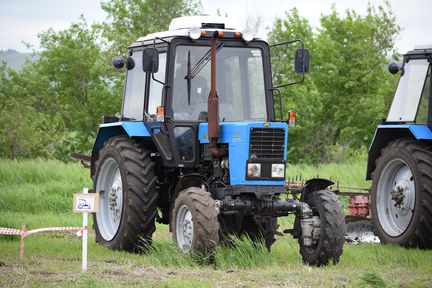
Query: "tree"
0 0 203 160
0 63 65 158
268 3 399 163
100 0 202 54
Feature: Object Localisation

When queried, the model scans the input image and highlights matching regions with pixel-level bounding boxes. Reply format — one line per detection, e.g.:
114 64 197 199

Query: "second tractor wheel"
371 139 432 248
298 190 346 266
172 187 220 254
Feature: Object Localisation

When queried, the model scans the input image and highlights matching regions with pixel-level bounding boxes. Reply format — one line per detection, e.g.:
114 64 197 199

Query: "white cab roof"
137 16 243 43
169 15 239 30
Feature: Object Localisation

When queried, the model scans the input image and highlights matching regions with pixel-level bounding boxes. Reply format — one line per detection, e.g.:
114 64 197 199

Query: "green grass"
1 159 432 287
286 154 369 188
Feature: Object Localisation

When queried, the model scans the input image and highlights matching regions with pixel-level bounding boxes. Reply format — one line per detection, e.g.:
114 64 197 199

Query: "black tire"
371 139 432 248
298 190 346 266
172 187 219 254
93 136 158 252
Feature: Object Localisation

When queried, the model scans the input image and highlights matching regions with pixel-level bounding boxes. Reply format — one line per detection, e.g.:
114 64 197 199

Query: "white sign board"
73 193 99 213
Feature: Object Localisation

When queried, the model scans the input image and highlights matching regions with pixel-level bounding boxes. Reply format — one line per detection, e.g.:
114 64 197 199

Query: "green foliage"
0 159 91 214
269 3 400 163
359 267 387 288
100 0 202 54
213 236 274 269
0 1 200 160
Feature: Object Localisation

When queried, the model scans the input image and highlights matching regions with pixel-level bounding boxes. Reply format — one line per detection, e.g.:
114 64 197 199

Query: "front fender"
301 178 334 201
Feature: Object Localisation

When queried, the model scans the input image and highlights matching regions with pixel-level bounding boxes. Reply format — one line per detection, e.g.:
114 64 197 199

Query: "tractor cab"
386 46 432 125
103 16 308 172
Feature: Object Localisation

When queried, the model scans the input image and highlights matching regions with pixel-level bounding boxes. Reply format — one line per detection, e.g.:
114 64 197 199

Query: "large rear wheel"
371 139 432 248
93 136 158 252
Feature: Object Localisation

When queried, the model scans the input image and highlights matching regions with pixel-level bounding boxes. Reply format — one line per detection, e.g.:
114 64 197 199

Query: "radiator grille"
249 128 285 159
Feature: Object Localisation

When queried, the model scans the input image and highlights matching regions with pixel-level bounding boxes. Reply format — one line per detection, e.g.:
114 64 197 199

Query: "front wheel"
298 190 346 266
172 187 220 254
371 139 432 248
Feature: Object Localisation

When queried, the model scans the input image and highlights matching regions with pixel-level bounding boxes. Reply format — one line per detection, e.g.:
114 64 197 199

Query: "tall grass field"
1 159 431 287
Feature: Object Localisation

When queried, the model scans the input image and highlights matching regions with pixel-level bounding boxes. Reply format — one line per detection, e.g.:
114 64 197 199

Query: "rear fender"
366 125 432 180
90 122 151 177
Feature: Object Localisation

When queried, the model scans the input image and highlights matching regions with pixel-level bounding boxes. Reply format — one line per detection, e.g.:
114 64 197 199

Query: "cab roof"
405 45 432 58
133 16 246 47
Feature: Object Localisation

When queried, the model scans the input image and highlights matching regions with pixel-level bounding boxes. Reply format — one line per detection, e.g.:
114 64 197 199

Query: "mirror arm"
151 72 165 86
270 39 304 49
271 39 306 88
273 73 305 89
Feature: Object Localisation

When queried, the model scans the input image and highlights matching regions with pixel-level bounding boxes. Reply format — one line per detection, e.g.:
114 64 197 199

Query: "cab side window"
416 65 431 124
122 50 145 120
148 52 167 115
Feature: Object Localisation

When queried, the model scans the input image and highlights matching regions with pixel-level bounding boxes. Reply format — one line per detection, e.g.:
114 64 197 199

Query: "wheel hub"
179 219 193 242
176 205 194 251
109 181 122 220
95 157 123 241
377 158 415 237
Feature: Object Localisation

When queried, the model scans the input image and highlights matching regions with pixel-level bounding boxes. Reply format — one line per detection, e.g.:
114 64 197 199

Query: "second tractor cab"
91 16 346 266
368 45 432 248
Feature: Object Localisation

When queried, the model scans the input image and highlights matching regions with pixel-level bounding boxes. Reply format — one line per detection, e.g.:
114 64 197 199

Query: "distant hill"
0 49 39 71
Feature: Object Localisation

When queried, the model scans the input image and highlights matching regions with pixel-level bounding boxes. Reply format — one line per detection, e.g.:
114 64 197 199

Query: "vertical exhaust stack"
208 30 221 157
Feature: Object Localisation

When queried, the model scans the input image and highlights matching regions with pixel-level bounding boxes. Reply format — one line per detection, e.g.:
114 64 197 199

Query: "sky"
0 0 430 53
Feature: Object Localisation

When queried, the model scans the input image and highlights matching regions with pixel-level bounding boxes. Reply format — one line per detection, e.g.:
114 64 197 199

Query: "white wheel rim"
175 204 194 252
96 157 123 241
377 158 415 237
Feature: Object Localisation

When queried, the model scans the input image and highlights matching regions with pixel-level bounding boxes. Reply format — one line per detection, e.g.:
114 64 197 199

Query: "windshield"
172 45 267 121
387 59 430 122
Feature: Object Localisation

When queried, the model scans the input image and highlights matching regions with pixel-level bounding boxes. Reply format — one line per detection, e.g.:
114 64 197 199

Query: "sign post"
73 188 99 272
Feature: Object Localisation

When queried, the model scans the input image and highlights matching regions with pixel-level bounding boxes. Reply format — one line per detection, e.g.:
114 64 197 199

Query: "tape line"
0 226 82 237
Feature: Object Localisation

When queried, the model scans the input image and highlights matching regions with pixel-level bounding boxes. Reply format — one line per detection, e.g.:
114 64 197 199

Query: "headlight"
271 164 285 178
241 29 254 42
189 26 202 40
247 163 261 178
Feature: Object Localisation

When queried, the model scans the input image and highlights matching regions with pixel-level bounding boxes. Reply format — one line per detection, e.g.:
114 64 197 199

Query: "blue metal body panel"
366 124 432 179
93 121 151 151
198 122 288 186
369 124 432 150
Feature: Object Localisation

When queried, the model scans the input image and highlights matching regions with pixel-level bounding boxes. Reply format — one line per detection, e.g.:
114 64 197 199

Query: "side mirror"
143 48 159 73
294 48 309 73
112 56 135 70
388 62 400 75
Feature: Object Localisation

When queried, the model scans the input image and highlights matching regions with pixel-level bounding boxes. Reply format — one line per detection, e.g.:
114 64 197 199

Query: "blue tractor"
90 16 346 266
368 46 432 248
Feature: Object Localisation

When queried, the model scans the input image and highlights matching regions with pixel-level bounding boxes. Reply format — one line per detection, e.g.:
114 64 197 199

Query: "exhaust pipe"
208 30 221 157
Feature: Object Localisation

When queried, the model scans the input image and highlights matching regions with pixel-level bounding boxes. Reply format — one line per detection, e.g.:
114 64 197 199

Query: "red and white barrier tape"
0 226 81 237
0 227 23 235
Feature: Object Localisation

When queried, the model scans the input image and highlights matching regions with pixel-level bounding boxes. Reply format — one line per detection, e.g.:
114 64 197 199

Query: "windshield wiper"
184 42 224 105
